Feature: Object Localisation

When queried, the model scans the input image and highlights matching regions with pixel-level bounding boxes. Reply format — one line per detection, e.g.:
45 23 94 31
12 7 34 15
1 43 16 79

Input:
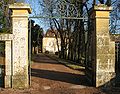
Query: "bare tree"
28 0 116 64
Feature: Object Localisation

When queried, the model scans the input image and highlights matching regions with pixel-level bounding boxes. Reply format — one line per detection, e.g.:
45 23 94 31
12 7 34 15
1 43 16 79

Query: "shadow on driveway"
32 54 60 64
31 68 91 86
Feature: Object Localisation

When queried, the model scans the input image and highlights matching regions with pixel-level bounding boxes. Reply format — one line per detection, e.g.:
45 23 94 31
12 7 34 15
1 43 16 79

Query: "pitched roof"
44 29 59 38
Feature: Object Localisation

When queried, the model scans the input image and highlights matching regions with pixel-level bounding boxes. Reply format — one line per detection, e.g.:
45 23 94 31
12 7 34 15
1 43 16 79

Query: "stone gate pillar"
86 5 116 87
9 3 31 88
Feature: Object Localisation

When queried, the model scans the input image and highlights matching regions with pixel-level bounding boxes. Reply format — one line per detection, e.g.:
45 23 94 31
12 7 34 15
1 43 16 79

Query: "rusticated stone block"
96 72 115 87
97 45 110 54
12 75 28 88
97 37 109 45
96 28 109 36
109 42 115 54
5 75 11 88
0 34 13 41
110 34 120 42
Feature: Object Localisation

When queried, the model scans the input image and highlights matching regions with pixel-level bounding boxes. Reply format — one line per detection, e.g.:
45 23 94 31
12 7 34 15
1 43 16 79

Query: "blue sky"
25 0 93 33
25 0 50 33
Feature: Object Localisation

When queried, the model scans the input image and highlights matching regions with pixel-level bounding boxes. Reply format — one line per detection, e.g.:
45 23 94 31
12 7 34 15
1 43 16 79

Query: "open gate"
28 0 90 86
115 41 120 86
116 42 120 73
27 0 120 87
0 41 5 87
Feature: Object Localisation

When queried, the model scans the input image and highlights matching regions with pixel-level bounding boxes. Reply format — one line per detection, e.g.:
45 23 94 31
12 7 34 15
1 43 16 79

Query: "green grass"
45 53 85 70
66 63 85 70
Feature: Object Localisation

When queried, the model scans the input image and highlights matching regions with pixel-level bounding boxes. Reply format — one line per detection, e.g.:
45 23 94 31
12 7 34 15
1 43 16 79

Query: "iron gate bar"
28 19 32 86
29 16 112 20
29 16 89 20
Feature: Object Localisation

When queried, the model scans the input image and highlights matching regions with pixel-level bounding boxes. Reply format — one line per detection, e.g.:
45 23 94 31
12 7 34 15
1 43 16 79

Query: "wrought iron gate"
0 41 5 87
115 42 120 73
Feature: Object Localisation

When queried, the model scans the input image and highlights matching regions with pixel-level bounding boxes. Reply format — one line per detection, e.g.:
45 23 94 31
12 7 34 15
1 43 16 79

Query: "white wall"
43 37 61 53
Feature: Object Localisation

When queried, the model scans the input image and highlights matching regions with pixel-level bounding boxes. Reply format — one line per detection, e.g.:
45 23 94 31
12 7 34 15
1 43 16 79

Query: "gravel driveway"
0 53 105 94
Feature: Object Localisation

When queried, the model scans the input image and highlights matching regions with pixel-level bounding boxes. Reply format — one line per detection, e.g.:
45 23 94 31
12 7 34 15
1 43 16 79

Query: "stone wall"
43 37 61 53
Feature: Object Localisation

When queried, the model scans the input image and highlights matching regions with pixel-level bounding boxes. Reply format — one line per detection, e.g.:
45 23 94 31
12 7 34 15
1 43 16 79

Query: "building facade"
43 29 61 54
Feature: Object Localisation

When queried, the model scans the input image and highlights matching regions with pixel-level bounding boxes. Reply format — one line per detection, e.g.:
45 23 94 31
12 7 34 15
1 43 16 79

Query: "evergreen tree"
0 0 25 33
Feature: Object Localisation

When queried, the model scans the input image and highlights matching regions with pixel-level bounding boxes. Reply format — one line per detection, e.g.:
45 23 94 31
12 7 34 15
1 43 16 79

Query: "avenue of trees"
29 0 120 64
0 0 120 64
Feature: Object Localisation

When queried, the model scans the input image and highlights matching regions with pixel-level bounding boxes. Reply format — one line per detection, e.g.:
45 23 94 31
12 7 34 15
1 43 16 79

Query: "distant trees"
0 0 15 32
37 0 118 64
29 20 43 54
1 0 118 64
0 0 25 33
36 0 88 64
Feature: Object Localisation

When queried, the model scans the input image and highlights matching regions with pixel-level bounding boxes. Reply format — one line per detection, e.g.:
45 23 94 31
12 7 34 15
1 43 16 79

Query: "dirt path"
30 53 104 94
0 53 105 94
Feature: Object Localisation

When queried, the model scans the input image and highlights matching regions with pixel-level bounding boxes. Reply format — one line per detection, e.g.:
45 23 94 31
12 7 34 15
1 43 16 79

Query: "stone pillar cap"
94 4 112 11
9 3 32 14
